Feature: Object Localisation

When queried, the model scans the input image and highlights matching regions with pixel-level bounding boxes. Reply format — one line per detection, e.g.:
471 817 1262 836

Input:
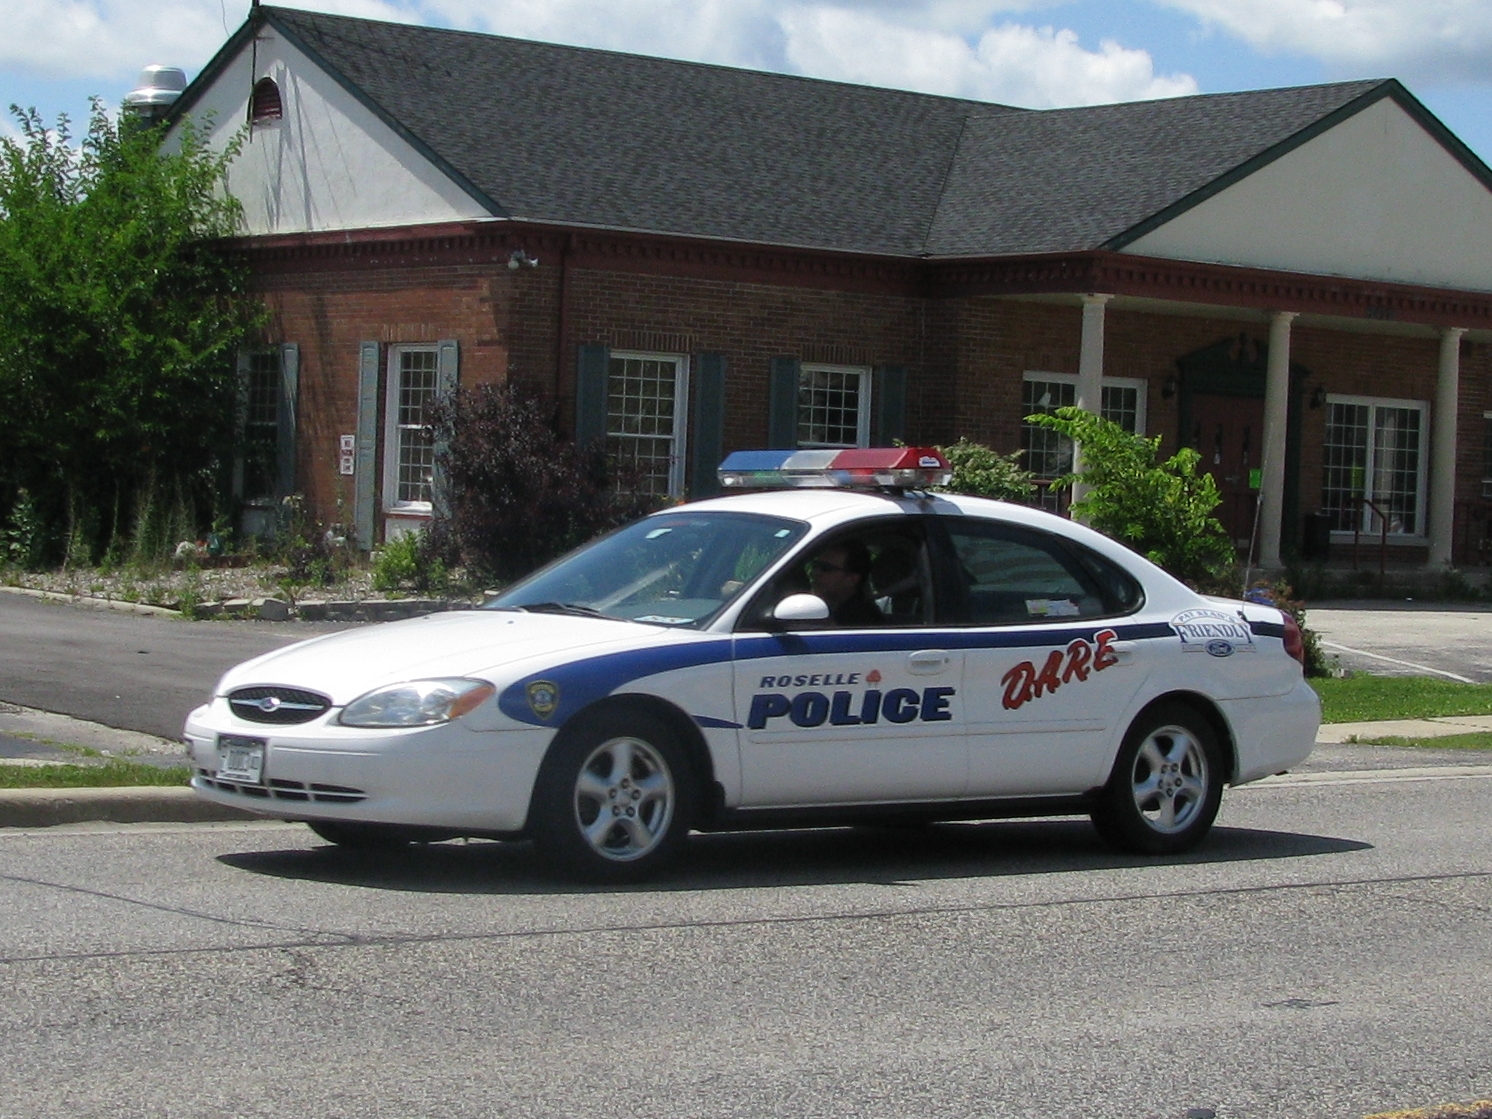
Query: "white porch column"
1428 327 1467 567
1257 311 1296 568
1071 294 1112 509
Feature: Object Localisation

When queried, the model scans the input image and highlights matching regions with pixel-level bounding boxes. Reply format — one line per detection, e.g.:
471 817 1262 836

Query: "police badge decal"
526 680 560 719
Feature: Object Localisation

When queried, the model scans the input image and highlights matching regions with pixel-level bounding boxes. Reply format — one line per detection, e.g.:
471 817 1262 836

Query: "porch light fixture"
1161 376 1177 399
1310 385 1327 409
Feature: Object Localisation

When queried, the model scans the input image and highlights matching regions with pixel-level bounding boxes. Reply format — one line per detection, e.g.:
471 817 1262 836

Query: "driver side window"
740 525 934 630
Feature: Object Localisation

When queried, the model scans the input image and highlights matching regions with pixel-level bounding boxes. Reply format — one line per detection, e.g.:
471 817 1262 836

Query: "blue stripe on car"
498 621 1175 728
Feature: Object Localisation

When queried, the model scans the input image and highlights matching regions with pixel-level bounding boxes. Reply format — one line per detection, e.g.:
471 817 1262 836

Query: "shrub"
1027 406 1235 587
371 527 450 596
934 439 1036 503
1244 580 1332 678
429 383 659 584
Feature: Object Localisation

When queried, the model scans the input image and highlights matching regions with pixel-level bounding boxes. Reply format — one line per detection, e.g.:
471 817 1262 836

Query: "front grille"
228 686 331 725
196 770 366 804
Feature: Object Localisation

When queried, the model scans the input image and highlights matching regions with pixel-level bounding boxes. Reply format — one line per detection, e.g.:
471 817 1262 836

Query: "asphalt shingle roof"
252 7 1395 258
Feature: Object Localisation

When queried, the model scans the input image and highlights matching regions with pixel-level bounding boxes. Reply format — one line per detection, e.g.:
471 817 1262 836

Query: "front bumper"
184 702 552 832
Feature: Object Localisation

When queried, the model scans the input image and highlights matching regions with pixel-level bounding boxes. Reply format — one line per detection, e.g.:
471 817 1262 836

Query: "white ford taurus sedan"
185 447 1319 880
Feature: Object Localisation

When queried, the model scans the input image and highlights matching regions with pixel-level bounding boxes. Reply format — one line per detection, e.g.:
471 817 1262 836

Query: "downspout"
554 232 573 406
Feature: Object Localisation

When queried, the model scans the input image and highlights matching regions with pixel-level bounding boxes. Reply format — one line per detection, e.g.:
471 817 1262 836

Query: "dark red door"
1187 394 1265 547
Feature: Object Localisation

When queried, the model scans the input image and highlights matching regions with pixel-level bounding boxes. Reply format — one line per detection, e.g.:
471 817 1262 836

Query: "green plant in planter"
1027 406 1235 587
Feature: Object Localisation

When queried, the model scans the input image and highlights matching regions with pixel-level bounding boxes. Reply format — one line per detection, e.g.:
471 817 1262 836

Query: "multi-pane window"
1321 396 1427 535
1021 373 1146 511
1482 412 1492 500
385 347 439 508
606 353 688 498
241 351 281 500
798 364 870 448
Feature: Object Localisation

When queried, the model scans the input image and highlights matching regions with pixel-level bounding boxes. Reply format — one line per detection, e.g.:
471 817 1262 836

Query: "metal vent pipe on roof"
123 65 187 125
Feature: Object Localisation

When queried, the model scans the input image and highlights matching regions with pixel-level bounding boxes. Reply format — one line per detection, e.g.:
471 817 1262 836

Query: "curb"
0 786 257 828
0 584 181 618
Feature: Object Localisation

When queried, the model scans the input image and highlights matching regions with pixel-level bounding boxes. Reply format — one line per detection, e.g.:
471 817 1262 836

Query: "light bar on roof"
718 447 952 490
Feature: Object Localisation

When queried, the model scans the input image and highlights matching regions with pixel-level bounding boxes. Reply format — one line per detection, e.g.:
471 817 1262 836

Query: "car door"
730 519 967 807
931 517 1150 797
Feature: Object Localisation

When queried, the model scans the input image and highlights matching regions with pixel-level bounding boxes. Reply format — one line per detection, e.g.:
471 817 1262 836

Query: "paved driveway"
1307 601 1492 682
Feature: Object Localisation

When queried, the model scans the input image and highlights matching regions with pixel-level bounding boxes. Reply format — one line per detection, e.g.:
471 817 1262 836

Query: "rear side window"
937 521 1140 624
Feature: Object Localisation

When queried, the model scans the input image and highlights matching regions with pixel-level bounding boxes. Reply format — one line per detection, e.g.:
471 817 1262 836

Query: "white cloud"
780 8 1196 105
1 0 412 82
1157 0 1492 82
1 0 1193 109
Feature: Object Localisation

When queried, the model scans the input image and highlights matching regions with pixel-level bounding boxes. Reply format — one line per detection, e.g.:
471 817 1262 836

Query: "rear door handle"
908 650 952 675
1108 640 1138 665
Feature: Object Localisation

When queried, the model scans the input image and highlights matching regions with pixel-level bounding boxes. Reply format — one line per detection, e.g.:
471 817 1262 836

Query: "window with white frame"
1321 395 1428 536
1021 372 1147 510
241 351 281 501
798 363 871 448
606 352 689 498
383 345 440 511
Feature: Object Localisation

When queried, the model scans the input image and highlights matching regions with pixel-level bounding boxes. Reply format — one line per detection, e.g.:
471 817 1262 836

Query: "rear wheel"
1091 702 1224 855
530 710 696 882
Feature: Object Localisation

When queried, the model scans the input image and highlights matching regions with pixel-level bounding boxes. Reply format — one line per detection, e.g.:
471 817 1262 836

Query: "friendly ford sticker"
1171 608 1255 656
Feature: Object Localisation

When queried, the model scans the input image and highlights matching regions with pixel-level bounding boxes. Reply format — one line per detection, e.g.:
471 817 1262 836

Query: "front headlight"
339 678 496 728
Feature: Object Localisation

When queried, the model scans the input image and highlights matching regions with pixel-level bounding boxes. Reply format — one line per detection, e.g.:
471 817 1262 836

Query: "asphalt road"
0 592 352 738
1309 601 1492 683
2 747 1489 1119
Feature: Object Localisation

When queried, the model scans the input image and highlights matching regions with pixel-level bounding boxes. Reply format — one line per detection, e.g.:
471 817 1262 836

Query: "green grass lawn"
0 759 190 788
1311 675 1492 724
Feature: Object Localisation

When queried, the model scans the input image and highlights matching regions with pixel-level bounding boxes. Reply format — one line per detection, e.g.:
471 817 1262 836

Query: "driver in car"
808 541 883 627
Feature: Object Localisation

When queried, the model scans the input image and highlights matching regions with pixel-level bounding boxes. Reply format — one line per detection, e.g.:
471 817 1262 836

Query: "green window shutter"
575 344 610 449
354 341 380 550
768 356 801 450
231 349 251 501
432 340 459 520
690 352 727 498
873 364 907 446
276 343 299 498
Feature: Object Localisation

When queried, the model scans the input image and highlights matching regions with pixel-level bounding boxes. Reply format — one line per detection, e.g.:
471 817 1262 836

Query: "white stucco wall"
1125 97 1492 293
165 30 490 234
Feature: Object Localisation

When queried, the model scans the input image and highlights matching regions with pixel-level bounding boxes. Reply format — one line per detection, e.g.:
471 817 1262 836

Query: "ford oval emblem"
1205 639 1234 658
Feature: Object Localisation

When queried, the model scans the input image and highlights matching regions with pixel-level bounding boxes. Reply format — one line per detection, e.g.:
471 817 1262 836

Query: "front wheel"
1091 702 1225 855
529 710 697 882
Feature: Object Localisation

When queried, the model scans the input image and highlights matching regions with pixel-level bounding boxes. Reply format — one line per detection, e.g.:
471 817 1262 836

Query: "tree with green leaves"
0 100 260 566
1027 406 1235 586
934 437 1037 503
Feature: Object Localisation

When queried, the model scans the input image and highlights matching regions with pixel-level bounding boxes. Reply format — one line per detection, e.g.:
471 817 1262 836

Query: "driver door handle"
908 650 952 675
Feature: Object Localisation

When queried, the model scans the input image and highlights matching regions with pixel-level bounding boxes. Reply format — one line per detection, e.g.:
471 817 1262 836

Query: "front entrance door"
1188 393 1266 547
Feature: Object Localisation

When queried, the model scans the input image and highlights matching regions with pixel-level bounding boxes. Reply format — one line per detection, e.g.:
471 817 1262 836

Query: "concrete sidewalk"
1314 713 1492 743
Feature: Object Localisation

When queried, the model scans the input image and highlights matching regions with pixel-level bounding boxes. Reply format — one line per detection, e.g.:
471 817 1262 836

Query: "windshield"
486 511 808 628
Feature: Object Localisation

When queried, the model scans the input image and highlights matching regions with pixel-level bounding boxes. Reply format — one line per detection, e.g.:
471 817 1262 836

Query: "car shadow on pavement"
216 820 1372 896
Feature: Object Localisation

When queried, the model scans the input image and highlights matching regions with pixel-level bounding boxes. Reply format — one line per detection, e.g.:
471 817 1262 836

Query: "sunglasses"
810 560 851 574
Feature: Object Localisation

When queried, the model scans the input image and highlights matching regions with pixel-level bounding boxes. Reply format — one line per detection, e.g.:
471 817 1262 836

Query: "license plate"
216 736 266 784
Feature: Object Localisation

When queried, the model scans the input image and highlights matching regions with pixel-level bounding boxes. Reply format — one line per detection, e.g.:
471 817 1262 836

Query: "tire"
529 709 697 882
307 820 416 850
1091 702 1225 855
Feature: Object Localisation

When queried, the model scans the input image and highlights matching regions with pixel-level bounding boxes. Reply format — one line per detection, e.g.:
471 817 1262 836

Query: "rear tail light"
1282 614 1305 665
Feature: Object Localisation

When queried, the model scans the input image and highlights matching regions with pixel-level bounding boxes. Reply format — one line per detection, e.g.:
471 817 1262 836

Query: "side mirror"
773 593 830 624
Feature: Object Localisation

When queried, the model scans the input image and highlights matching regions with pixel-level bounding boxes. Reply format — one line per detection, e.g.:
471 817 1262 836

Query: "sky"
4 0 1492 168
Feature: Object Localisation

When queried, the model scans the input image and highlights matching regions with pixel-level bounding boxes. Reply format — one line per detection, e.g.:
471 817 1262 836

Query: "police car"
185 447 1319 880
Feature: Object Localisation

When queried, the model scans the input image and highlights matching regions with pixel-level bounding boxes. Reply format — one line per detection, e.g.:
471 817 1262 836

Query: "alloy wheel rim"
572 736 675 861
1129 724 1208 834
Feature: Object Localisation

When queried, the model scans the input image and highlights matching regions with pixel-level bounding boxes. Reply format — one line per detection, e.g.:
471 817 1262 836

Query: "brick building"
166 6 1492 566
